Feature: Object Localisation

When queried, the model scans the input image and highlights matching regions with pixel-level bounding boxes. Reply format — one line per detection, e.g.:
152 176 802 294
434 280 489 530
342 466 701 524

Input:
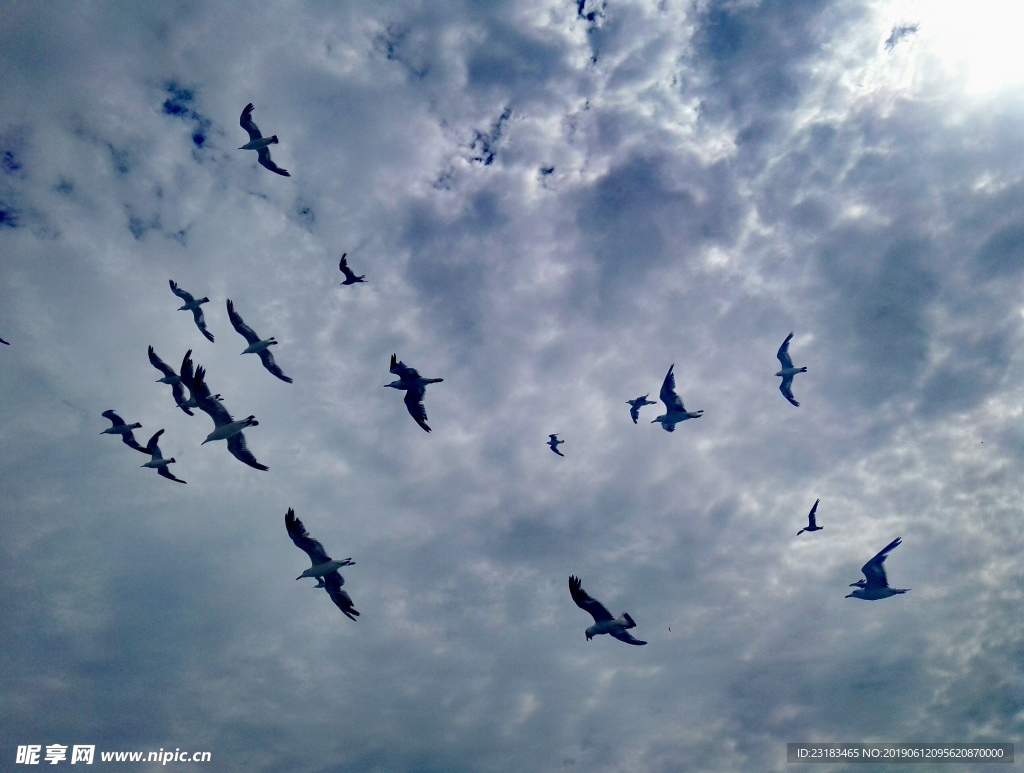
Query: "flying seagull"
776 332 807 407
140 429 186 484
569 575 646 645
226 299 293 384
169 280 214 343
652 365 704 432
239 103 290 177
177 351 221 413
191 365 268 470
846 537 910 600
796 499 823 536
285 508 359 620
101 410 151 455
147 346 194 416
385 353 443 433
548 434 565 457
338 253 366 285
627 394 656 424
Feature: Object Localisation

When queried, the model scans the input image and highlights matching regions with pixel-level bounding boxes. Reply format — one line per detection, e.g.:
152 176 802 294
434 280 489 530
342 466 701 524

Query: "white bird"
569 576 646 645
796 499 822 535
226 299 292 384
338 253 366 285
101 410 151 455
140 429 186 484
385 353 443 433
191 365 268 470
548 434 565 457
846 537 910 600
169 280 214 342
627 393 656 424
239 103 290 177
776 332 807 407
285 508 359 620
651 365 703 432
147 346 193 416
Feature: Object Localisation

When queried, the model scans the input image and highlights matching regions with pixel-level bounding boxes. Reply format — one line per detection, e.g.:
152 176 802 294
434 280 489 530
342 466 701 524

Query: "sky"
2 0 1024 770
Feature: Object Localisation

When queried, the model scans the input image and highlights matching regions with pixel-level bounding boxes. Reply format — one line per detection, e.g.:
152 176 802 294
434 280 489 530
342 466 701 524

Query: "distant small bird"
191 365 268 471
385 353 443 433
652 365 703 432
239 103 290 177
776 332 807 407
627 394 656 424
547 434 565 457
286 508 359 620
796 499 823 536
147 346 193 416
569 575 646 645
226 299 292 384
338 253 366 285
101 410 151 455
169 280 214 342
140 429 186 484
846 537 910 600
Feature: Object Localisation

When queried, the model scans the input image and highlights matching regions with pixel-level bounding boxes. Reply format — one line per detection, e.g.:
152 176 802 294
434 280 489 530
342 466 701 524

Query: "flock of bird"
14 102 911 641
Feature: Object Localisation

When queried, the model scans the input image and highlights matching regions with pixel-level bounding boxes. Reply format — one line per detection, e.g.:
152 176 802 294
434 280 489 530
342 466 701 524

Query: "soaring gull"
846 537 910 600
385 353 443 433
775 332 807 407
101 410 151 455
796 499 823 536
169 280 214 343
226 299 293 384
338 253 366 285
651 365 703 432
239 103 290 177
569 576 646 645
191 365 268 471
627 393 656 424
140 429 186 484
286 508 359 620
147 346 193 416
547 434 565 457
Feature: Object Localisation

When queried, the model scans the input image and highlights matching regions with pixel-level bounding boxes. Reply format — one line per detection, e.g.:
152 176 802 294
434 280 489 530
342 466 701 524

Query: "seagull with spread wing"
338 253 366 285
796 499 823 536
147 346 194 416
226 299 293 384
191 365 267 471
651 365 703 432
775 332 807 407
239 103 290 177
547 434 565 457
846 537 910 600
286 508 359 621
569 575 646 645
101 410 151 455
385 353 443 432
627 393 656 424
140 429 186 484
169 280 214 343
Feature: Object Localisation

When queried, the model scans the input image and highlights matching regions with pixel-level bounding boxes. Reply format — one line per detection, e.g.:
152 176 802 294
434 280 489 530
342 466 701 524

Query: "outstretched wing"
807 499 819 528
121 430 151 454
147 346 177 379
102 409 125 427
239 103 262 141
860 537 902 589
191 366 235 427
168 279 194 304
191 307 214 342
569 575 614 622
158 466 187 484
659 365 685 413
0 337 9 345
145 429 165 457
777 332 795 369
285 508 332 565
610 630 647 646
257 146 290 176
390 353 419 381
257 348 293 383
404 387 431 432
779 375 800 407
226 300 260 346
227 431 268 471
322 571 359 621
